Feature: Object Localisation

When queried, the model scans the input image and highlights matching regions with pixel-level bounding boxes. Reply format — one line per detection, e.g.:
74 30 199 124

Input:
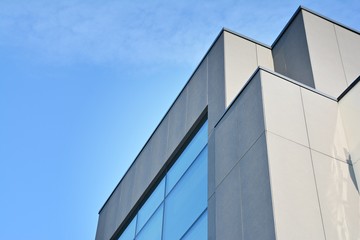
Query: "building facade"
96 6 360 240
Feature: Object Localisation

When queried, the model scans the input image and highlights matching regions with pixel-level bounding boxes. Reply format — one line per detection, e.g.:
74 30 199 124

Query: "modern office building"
95 6 360 240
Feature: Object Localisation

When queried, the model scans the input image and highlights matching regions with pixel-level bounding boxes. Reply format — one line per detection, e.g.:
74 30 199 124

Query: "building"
95 6 360 240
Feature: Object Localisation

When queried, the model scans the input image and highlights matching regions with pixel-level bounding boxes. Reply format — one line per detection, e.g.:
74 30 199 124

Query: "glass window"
135 204 163 240
163 147 208 240
181 210 208 240
166 121 208 195
117 120 208 240
118 216 136 240
136 178 165 234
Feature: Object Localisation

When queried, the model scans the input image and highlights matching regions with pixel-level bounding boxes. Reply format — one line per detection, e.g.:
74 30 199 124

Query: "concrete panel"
167 87 187 156
239 133 276 240
103 186 121 240
215 132 275 240
311 150 360 240
97 166 136 240
208 33 225 131
95 205 107 240
223 31 258 107
215 155 243 240
256 45 274 71
208 194 216 240
339 81 360 164
301 88 349 161
302 10 347 97
335 25 360 85
266 132 325 240
272 12 315 88
208 131 216 198
215 73 265 187
339 81 360 188
117 164 137 230
261 71 309 147
131 116 169 213
185 58 208 131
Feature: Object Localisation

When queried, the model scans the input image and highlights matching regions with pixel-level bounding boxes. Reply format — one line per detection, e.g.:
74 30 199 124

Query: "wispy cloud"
0 0 359 66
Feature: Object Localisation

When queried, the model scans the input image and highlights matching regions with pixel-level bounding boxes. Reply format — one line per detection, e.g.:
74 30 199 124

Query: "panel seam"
300 88 327 240
333 24 349 86
211 130 266 196
266 130 350 165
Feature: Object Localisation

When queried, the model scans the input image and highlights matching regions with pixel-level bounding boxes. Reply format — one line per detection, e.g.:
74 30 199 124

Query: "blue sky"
0 0 359 239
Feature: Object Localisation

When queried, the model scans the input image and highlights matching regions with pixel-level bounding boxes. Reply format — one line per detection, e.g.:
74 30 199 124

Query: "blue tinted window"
166 121 208 195
181 210 208 240
117 120 208 240
136 178 165 234
163 147 208 240
135 204 163 240
118 216 136 240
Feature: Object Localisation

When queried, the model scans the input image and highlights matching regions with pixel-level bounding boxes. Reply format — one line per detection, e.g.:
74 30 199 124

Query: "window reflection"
118 216 136 240
166 121 208 195
118 120 208 240
163 147 208 240
136 204 163 240
136 178 165 234
181 210 208 240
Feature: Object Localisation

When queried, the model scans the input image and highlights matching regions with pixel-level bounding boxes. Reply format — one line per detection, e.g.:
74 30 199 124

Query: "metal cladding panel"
302 10 348 97
185 59 208 131
272 11 315 89
223 31 258 107
266 132 325 240
167 87 187 156
256 45 274 70
208 131 216 198
334 25 360 85
260 70 309 147
214 133 274 240
301 88 349 162
214 72 265 187
311 150 360 240
339 80 360 188
208 33 225 131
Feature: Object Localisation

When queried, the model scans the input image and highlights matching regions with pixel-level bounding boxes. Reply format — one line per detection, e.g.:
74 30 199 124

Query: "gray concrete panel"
208 33 225 131
103 186 121 240
266 132 325 240
223 31 258 107
335 25 360 86
110 162 136 236
312 150 360 240
214 132 275 240
261 70 309 147
302 10 347 97
301 88 349 162
95 204 107 240
97 165 136 240
208 194 216 240
135 116 169 185
185 59 208 131
208 131 216 198
272 11 315 88
167 87 188 157
339 81 360 188
215 155 243 240
215 73 265 187
239 133 276 240
256 45 274 71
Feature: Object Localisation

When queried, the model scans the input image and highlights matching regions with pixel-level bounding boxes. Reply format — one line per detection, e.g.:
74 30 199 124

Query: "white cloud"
0 0 359 66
